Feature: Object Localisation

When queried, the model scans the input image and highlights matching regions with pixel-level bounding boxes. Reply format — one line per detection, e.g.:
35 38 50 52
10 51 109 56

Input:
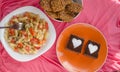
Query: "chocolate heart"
72 38 82 48
88 43 98 54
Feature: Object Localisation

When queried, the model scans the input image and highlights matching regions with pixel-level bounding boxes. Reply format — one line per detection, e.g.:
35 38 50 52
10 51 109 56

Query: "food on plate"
40 0 52 11
46 11 59 19
66 2 82 13
4 12 49 54
65 0 72 5
58 10 74 22
84 40 100 58
67 35 84 53
40 0 82 22
51 0 66 12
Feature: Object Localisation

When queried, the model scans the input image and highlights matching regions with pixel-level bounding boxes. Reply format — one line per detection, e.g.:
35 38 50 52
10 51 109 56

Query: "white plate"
0 6 56 62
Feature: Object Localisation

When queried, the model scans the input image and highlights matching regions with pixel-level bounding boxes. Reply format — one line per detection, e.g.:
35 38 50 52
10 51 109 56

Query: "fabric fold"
0 0 120 72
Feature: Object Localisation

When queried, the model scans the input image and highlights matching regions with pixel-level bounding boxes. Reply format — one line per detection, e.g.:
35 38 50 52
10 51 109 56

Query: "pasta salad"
4 12 49 54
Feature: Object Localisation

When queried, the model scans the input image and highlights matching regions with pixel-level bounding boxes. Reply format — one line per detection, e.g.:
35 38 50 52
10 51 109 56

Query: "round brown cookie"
40 0 52 11
66 2 82 13
58 10 74 22
65 9 79 17
46 11 59 19
51 0 66 12
64 0 72 5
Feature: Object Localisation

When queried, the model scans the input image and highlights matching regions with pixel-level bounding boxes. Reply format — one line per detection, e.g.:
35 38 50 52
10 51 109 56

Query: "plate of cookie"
40 0 83 22
56 23 108 72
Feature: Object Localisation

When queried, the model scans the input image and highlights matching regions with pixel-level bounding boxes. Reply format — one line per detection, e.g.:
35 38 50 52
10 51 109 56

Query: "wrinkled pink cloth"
0 0 120 72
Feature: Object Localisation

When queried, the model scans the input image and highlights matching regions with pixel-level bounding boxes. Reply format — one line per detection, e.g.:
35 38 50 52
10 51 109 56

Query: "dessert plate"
56 23 107 72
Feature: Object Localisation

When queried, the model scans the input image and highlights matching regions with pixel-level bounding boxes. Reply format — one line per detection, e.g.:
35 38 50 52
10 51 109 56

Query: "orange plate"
56 23 107 72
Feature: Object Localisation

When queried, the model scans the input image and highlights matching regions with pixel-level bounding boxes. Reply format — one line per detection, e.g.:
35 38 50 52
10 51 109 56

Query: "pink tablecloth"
0 0 120 72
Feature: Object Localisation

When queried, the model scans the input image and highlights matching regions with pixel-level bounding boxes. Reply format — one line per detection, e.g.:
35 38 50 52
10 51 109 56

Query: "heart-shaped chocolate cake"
66 35 84 53
84 40 100 58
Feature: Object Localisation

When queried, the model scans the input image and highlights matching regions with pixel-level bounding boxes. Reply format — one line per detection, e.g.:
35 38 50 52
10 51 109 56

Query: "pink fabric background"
0 0 120 72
